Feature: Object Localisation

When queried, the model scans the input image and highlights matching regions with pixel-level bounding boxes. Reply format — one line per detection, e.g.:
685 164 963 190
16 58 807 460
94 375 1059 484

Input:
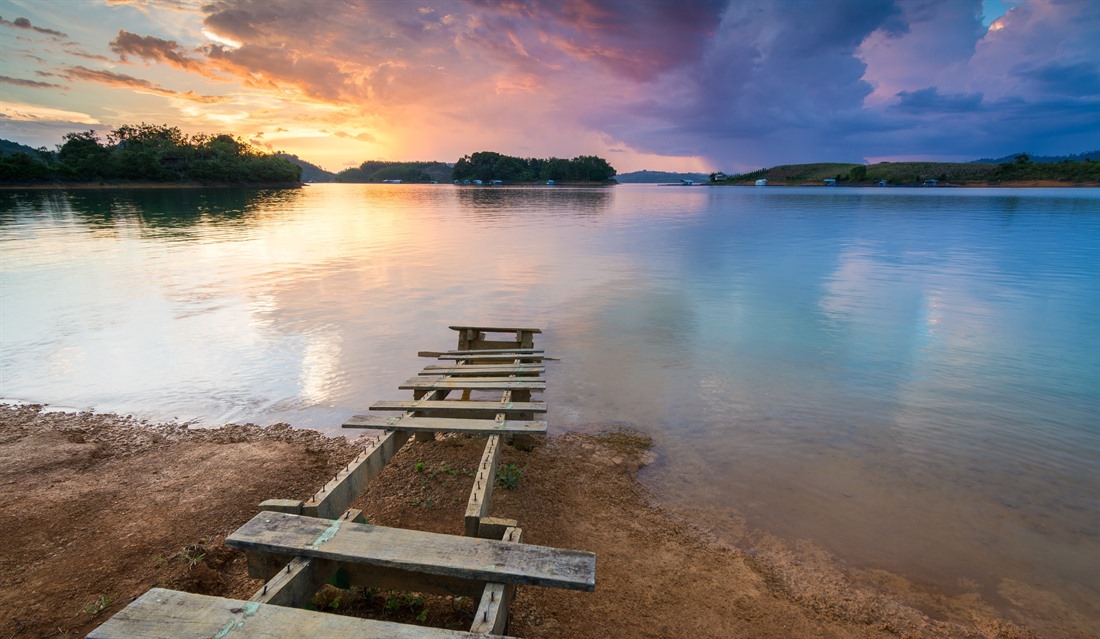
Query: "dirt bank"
0 405 1054 638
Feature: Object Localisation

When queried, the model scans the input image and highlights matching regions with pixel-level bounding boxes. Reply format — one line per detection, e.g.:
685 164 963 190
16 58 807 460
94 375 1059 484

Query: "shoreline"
2 403 1073 638
0 181 303 190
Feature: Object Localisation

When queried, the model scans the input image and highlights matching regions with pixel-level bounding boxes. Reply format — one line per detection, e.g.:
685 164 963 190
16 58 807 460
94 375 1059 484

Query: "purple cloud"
0 16 68 38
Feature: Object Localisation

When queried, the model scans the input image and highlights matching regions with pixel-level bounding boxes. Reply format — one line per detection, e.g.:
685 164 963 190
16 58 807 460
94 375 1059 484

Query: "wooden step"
88 588 515 638
433 353 545 362
449 325 542 334
401 377 545 392
420 364 544 376
343 415 546 435
226 512 596 591
368 400 547 415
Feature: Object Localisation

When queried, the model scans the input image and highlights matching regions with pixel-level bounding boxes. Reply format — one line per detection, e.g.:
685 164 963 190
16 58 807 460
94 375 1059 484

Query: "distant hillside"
720 158 1100 186
1 138 53 162
616 170 709 183
335 160 452 183
972 150 1100 164
276 154 334 182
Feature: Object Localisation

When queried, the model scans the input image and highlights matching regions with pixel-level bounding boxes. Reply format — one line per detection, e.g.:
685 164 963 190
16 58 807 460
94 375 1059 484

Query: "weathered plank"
449 325 542 334
248 555 337 608
400 377 545 391
432 353 545 362
419 349 543 358
226 511 596 591
419 365 544 376
303 430 409 518
343 415 546 435
368 400 547 416
87 588 515 639
465 435 502 537
471 527 523 635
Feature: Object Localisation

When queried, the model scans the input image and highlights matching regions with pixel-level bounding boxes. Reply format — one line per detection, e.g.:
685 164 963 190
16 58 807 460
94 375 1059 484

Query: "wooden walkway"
88 326 591 639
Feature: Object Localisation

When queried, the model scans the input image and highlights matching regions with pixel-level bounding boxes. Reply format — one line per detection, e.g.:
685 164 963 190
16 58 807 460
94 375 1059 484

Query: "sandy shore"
0 404 1062 638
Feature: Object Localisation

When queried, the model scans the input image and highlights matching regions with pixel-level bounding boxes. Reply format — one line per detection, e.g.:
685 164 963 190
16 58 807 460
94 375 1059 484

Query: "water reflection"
2 184 1099 629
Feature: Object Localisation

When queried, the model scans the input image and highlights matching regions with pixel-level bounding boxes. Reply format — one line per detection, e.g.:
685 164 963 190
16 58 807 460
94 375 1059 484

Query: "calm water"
2 184 1098 625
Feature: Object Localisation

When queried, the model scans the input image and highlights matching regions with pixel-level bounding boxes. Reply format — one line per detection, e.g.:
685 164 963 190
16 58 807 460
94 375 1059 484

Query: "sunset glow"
1 0 1097 173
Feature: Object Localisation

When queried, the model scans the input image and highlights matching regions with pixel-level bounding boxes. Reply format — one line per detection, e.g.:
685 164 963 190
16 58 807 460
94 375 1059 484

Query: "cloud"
0 16 68 38
334 130 377 142
0 101 98 124
0 75 66 89
895 87 984 113
51 66 228 103
110 30 204 71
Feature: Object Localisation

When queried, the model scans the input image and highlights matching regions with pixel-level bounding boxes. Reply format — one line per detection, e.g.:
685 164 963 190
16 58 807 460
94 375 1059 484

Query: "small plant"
83 594 113 617
414 461 426 473
178 545 206 571
496 463 524 490
416 610 428 623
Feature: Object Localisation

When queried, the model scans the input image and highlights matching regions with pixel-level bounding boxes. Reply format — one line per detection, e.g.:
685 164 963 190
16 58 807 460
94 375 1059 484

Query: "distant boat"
546 180 556 185
755 179 767 186
491 179 503 185
823 178 837 186
382 179 402 184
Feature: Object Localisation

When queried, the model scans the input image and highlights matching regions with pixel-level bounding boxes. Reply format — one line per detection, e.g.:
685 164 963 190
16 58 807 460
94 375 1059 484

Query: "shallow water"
2 184 1098 626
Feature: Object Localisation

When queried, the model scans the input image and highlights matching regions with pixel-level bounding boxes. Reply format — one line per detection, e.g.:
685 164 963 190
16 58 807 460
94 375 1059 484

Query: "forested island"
713 153 1100 186
0 124 301 186
452 151 615 183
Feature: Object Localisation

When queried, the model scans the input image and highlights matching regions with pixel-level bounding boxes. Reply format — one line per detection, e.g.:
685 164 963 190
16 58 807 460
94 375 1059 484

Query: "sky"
0 0 1097 174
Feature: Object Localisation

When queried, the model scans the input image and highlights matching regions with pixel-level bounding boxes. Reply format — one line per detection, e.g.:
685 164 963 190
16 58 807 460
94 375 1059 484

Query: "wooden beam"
431 353 545 363
400 377 545 391
343 415 546 435
477 518 519 540
471 526 524 635
419 365 544 376
227 511 596 591
448 325 542 334
259 499 303 515
248 556 336 608
419 349 543 357
465 436 502 537
303 430 409 519
87 588 517 639
368 400 547 417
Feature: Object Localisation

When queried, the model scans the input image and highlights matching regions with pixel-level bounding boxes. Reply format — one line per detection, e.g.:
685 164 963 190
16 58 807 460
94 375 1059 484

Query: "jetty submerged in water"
88 326 594 639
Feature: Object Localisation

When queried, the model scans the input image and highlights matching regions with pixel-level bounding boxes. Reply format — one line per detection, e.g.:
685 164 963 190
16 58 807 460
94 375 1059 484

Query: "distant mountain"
0 138 52 162
616 169 709 183
276 153 335 182
972 150 1100 164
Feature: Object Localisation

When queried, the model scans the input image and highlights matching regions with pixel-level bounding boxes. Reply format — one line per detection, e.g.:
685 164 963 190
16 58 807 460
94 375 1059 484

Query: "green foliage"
496 463 524 490
414 461 426 473
722 159 1100 185
0 124 301 184
452 151 615 183
334 160 449 183
83 593 114 617
848 165 867 182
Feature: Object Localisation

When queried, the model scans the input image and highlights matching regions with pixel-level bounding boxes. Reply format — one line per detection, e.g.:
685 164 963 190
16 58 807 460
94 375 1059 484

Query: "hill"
973 150 1100 164
615 170 709 183
720 158 1100 186
0 138 53 162
276 154 335 182
334 160 452 183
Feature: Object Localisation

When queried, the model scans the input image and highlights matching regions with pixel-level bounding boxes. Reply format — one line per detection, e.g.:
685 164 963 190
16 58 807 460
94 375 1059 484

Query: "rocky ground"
0 404 1058 638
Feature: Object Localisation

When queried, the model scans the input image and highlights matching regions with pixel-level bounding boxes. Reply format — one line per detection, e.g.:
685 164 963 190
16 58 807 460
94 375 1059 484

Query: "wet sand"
0 404 1078 638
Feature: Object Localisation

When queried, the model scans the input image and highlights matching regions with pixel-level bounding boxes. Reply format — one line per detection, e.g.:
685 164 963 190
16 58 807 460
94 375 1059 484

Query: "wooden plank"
465 436 502 537
477 518 519 540
303 430 409 519
248 555 337 608
433 353 545 362
343 415 546 435
420 365 544 376
400 377 545 391
368 400 547 416
449 325 542 334
87 588 515 639
226 511 596 591
419 349 543 358
471 527 523 635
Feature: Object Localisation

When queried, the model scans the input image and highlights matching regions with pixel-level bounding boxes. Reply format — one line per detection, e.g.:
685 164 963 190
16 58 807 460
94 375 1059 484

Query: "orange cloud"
110 30 204 72
52 66 227 103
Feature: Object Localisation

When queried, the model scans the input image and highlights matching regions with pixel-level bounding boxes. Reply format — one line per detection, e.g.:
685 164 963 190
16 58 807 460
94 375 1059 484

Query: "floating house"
876 179 888 187
823 178 837 186
755 179 767 186
923 179 939 187
546 179 556 185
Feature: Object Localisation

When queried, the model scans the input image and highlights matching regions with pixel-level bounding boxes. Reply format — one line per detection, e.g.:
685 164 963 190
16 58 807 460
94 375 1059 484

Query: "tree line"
334 160 451 183
452 151 616 182
0 123 301 184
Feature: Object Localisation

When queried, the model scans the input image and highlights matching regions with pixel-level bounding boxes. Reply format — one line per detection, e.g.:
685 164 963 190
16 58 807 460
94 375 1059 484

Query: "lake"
2 184 1098 629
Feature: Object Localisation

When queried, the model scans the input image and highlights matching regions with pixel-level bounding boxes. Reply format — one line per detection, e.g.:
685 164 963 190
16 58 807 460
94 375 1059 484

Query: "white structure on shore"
755 179 767 186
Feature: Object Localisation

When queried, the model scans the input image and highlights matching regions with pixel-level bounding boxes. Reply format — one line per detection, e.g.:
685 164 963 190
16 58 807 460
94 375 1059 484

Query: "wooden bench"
226 511 596 591
87 588 516 638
